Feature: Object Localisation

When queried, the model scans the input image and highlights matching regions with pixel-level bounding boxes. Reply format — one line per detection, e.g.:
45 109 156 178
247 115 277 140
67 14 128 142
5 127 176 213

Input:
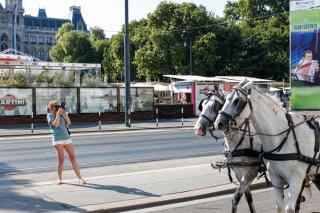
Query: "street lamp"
124 0 131 127
182 30 192 76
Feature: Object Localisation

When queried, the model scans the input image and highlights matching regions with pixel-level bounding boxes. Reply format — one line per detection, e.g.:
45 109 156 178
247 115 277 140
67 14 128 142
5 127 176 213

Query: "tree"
90 26 106 41
224 0 289 81
50 31 95 63
55 22 73 41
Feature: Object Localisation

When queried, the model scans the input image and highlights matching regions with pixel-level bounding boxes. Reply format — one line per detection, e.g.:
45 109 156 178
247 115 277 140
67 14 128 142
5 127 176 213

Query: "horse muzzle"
194 123 206 136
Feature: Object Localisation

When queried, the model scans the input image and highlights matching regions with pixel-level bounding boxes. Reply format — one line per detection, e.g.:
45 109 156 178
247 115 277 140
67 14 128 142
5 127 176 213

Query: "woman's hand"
57 108 64 115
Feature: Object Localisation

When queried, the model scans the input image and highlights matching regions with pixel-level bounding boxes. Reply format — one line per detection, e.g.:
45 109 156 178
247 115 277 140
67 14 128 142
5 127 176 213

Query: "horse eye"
234 98 240 105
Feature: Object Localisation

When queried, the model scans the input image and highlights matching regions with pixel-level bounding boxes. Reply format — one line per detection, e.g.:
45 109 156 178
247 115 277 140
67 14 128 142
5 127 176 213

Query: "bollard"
31 111 34 133
181 107 184 126
98 109 101 131
128 108 131 128
156 107 159 127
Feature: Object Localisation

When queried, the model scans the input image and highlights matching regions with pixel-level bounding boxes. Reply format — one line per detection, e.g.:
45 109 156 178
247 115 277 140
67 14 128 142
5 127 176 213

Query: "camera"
55 102 66 110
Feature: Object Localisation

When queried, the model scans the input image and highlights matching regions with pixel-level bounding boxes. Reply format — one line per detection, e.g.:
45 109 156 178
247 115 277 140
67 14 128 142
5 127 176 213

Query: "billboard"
290 0 320 109
0 89 32 116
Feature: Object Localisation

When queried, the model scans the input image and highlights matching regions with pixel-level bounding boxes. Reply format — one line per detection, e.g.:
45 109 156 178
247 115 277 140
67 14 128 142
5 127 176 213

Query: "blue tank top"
47 113 71 142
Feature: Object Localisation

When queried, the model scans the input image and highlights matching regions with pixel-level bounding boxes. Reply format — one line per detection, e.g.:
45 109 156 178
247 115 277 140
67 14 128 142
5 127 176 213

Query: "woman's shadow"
66 183 160 197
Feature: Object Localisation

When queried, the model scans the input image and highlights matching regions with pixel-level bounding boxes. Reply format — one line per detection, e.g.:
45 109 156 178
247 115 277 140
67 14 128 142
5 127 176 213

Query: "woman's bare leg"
65 143 86 184
54 144 65 184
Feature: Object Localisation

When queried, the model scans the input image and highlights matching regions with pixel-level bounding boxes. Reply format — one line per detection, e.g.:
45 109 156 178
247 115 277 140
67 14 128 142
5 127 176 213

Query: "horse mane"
252 87 285 111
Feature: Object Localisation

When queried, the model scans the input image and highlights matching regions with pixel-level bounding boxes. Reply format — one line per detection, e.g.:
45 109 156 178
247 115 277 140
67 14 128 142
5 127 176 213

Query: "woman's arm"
62 111 72 126
51 109 64 128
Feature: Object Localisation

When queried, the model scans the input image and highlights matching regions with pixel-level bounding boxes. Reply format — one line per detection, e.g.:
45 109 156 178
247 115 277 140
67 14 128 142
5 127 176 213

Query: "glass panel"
120 88 154 112
36 88 77 115
80 88 118 113
0 88 32 116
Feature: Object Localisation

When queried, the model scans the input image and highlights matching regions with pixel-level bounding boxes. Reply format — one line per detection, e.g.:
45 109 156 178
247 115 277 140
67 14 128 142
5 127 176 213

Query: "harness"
220 87 320 209
211 97 269 184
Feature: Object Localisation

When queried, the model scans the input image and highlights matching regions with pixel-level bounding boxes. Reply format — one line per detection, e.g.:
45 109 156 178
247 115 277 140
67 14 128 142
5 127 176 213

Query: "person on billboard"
292 50 320 83
46 100 86 185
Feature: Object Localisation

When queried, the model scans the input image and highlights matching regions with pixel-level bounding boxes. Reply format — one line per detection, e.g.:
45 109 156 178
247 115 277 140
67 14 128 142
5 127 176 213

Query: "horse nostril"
217 122 224 129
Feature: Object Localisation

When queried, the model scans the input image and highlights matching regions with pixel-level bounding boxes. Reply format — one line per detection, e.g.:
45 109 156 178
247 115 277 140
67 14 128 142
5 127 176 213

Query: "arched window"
16 35 21 42
1 33 8 42
1 33 9 52
0 43 8 51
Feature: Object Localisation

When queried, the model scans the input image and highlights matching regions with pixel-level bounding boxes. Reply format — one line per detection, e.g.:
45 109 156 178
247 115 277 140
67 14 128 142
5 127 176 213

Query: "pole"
31 111 34 133
98 108 101 131
189 40 192 75
13 3 17 53
124 0 131 127
156 107 159 127
128 107 131 128
181 107 184 126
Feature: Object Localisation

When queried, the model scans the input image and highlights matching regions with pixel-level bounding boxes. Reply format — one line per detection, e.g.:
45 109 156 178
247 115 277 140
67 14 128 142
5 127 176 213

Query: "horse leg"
245 189 257 213
270 174 285 213
231 170 256 213
285 175 305 213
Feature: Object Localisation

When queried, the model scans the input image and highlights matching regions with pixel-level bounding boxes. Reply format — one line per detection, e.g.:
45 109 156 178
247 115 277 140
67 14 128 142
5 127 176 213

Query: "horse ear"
236 78 248 88
242 80 253 94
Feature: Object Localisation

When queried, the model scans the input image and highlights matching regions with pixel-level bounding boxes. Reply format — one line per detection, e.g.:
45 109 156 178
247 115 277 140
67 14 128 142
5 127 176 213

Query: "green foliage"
36 71 50 86
9 72 28 87
51 1 289 82
90 26 106 41
81 74 98 87
50 71 75 87
55 22 73 41
50 31 95 63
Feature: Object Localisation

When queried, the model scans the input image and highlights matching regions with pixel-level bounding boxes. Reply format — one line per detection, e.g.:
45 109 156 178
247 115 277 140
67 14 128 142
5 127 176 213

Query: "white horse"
194 90 263 213
215 80 319 213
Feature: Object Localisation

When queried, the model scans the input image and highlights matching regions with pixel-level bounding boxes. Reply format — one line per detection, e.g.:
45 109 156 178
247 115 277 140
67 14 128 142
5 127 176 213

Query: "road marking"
28 163 211 186
123 188 274 213
3 150 220 175
0 127 194 141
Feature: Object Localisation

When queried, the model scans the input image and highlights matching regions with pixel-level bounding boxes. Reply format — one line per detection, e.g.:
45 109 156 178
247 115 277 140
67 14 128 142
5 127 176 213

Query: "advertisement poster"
0 89 32 116
36 88 77 114
290 0 320 109
119 88 154 112
80 88 118 113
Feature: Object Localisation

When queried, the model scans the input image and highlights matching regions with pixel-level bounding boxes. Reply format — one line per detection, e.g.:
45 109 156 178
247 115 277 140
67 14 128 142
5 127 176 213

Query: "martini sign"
0 95 26 110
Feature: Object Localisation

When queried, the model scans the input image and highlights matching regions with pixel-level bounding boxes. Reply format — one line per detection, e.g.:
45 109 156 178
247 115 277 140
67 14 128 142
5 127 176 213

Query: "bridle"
199 91 225 128
218 87 252 123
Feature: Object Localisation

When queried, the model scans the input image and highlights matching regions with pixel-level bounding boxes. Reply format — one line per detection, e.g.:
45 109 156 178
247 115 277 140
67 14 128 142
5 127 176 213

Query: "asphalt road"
0 128 224 174
146 188 320 213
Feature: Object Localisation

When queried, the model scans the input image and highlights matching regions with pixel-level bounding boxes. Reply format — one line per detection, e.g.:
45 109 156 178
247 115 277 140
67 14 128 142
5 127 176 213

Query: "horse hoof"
299 195 306 203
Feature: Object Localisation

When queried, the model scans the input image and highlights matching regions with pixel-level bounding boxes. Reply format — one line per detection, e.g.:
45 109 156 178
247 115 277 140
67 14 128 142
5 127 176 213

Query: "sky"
0 0 231 38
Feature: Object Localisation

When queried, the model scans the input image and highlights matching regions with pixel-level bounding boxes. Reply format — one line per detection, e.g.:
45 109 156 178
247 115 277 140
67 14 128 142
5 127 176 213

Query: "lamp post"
182 30 192 75
124 0 131 127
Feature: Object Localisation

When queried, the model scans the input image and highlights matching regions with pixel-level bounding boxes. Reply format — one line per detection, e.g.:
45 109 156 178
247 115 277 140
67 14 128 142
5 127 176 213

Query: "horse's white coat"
216 80 319 213
194 91 261 213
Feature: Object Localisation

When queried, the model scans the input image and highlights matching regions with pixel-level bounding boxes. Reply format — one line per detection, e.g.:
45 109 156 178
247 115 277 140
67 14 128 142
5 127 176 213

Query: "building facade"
0 0 87 61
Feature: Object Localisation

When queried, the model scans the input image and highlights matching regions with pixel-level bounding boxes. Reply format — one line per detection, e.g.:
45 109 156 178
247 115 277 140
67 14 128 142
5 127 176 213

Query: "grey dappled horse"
215 79 320 213
194 90 262 213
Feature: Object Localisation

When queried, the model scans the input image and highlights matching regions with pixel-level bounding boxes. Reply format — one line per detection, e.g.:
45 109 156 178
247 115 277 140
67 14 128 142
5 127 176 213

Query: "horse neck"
225 122 261 152
247 88 288 149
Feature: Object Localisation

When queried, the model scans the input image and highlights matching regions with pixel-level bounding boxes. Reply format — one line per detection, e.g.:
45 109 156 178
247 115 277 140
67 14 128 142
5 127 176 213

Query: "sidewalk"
0 118 197 137
0 155 268 213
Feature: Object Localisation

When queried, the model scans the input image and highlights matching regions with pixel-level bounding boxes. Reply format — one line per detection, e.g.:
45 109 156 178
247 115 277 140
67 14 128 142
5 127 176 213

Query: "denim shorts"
52 139 72 146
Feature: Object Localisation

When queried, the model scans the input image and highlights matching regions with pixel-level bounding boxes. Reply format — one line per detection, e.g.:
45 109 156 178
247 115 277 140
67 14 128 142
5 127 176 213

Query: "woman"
47 100 86 185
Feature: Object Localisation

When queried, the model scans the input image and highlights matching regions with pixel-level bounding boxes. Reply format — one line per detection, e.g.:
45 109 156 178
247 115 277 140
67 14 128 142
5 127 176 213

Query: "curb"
77 182 270 213
0 125 194 138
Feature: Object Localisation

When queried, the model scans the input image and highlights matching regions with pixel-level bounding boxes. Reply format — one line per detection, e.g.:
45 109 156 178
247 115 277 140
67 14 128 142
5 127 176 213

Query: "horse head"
215 79 253 130
194 89 225 136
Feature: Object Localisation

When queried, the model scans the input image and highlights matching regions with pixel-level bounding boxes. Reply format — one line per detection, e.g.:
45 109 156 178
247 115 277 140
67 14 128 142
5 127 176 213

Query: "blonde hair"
47 100 58 113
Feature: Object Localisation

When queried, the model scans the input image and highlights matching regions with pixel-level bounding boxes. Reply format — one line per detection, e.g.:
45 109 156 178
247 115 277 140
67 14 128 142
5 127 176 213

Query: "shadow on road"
67 182 160 197
0 163 86 212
